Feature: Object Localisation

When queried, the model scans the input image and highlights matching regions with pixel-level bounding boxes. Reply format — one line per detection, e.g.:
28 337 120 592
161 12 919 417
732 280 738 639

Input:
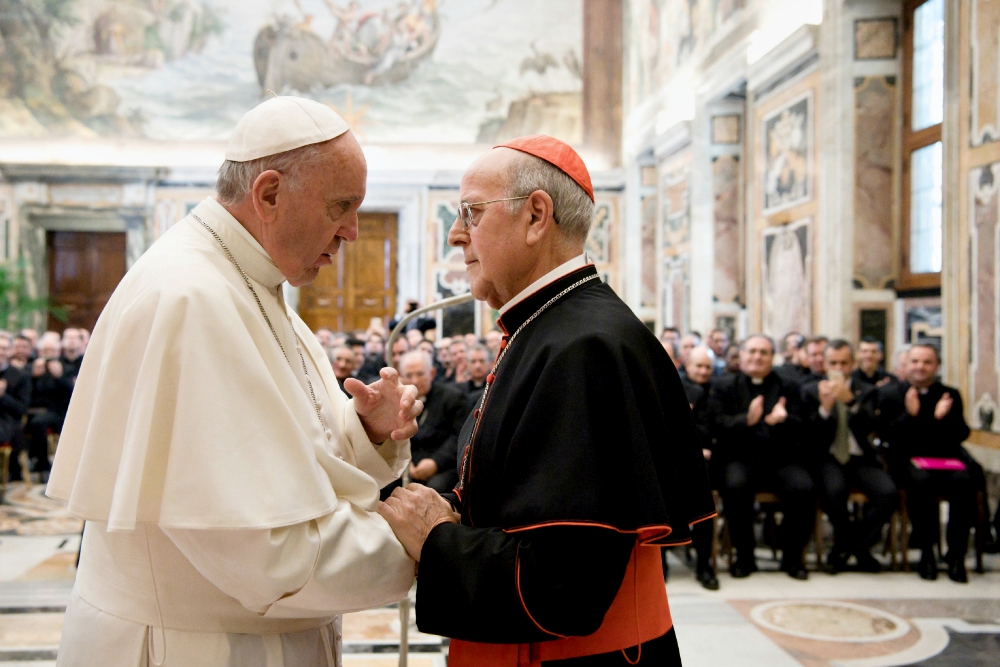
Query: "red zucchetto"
494 134 594 202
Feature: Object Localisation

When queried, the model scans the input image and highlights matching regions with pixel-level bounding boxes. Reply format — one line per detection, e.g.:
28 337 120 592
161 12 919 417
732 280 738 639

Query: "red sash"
448 544 672 667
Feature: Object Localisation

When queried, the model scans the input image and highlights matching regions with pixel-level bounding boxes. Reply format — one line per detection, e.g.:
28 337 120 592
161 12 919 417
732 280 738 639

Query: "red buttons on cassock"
486 373 495 385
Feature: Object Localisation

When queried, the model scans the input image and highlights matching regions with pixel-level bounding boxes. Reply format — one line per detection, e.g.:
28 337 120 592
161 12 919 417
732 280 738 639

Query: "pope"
47 97 422 667
379 135 715 666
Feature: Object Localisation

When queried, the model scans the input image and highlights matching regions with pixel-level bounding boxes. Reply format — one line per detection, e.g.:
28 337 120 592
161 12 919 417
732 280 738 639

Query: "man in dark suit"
852 337 891 392
873 343 982 583
59 328 86 382
801 340 897 573
0 336 32 481
399 350 468 493
458 344 490 413
774 332 810 388
709 334 814 579
680 346 719 590
28 335 73 479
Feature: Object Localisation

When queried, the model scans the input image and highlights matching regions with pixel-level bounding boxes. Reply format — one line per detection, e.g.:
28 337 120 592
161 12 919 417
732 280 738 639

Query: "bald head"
685 346 714 385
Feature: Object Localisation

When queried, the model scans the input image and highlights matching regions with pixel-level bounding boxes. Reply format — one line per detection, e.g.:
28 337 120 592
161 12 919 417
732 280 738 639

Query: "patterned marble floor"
1 482 998 666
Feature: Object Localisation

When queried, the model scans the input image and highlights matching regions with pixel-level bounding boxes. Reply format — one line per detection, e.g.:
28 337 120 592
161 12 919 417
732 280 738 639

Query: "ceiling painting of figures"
0 0 583 144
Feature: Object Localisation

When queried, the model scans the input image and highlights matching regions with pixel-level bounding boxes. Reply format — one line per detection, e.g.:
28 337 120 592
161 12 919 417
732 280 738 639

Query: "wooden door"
300 214 397 333
46 231 127 332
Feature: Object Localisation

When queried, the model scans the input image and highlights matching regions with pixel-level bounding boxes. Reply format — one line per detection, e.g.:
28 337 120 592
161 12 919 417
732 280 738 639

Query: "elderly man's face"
332 347 356 380
449 342 467 367
62 328 83 355
685 349 714 385
400 354 434 396
484 330 502 353
448 149 548 309
260 134 367 287
391 339 409 367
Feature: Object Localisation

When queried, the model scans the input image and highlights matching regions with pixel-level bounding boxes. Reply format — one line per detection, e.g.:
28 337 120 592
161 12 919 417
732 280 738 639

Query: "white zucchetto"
225 96 351 162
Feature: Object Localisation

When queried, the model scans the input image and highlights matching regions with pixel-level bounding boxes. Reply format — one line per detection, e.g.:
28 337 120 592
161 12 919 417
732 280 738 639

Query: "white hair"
215 141 330 206
503 152 594 242
400 350 433 371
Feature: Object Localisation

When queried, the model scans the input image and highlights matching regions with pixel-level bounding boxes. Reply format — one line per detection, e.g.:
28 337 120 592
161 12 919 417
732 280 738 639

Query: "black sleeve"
709 381 750 438
430 392 465 472
801 382 836 455
416 523 634 643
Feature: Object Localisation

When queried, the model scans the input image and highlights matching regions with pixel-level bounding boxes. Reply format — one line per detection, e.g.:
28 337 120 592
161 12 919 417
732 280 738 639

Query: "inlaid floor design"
1 483 998 666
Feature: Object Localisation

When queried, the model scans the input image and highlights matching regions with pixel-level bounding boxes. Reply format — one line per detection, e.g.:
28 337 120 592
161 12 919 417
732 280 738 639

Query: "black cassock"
416 265 714 666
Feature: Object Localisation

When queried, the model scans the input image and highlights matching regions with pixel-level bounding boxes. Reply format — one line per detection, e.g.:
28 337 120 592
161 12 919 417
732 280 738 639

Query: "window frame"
900 0 943 290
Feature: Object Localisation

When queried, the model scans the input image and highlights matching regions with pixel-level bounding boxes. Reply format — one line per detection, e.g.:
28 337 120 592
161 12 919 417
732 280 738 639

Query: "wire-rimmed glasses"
457 196 530 230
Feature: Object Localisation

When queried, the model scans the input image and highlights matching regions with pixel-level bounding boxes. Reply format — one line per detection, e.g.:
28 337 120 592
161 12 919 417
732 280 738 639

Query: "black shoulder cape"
455 265 714 545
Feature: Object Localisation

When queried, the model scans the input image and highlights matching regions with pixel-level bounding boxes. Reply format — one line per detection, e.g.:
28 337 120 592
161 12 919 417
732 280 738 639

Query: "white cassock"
46 197 414 667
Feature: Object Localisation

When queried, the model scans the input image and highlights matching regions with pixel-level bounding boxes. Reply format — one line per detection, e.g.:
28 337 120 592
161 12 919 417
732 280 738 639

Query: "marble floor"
2 482 998 666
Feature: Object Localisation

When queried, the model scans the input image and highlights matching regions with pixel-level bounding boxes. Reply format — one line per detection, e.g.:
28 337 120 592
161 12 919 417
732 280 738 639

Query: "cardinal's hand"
378 485 460 561
345 367 423 443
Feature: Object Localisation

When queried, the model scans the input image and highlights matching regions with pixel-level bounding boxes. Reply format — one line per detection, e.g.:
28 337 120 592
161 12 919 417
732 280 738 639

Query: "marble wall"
970 162 999 433
853 76 896 289
659 149 692 330
971 0 1000 147
712 153 742 306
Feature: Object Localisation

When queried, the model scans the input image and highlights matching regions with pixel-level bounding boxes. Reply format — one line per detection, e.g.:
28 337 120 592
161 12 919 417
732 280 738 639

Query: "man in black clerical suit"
27 336 73 478
59 328 85 382
378 135 713 666
679 346 719 590
0 336 32 481
872 343 982 582
851 337 891 392
399 350 468 493
458 344 490 413
801 340 897 573
710 334 815 580
774 332 809 387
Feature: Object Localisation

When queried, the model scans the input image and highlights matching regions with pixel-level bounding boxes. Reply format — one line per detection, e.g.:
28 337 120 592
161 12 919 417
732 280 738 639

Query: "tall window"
902 0 944 287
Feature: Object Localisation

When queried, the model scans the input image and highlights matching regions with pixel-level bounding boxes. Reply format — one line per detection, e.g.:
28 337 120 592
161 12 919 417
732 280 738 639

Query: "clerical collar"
750 377 765 385
190 198 287 289
497 263 600 334
498 254 592 316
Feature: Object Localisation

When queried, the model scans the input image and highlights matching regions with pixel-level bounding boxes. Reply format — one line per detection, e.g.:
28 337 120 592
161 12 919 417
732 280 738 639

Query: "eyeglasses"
457 196 529 230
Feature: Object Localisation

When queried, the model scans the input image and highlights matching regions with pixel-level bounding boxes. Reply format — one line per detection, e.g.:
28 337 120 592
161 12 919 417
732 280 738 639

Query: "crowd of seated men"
659 327 997 590
2 327 88 484
310 306 500 503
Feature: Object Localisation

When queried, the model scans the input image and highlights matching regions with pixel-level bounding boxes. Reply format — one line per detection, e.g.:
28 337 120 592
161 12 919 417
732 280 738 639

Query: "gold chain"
192 213 331 440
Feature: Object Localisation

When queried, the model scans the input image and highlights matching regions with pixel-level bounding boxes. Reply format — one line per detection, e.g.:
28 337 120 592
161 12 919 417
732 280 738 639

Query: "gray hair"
467 343 494 364
400 350 433 371
216 141 330 206
503 153 594 242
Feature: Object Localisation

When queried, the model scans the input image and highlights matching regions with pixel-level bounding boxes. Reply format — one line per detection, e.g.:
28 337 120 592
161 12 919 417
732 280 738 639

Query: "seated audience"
389 337 410 368
0 336 31 481
330 345 357 394
873 343 983 583
677 333 701 376
680 346 718 590
357 332 387 381
460 344 491 414
27 334 72 479
60 328 85 382
852 337 891 391
710 334 815 580
399 351 467 493
10 335 32 371
801 340 898 573
315 327 335 351
708 329 730 375
724 342 741 374
774 332 809 387
484 329 503 358
447 339 470 383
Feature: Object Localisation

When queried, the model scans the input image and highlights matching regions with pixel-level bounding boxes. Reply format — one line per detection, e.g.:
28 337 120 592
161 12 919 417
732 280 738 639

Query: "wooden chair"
898 489 988 574
814 489 903 570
